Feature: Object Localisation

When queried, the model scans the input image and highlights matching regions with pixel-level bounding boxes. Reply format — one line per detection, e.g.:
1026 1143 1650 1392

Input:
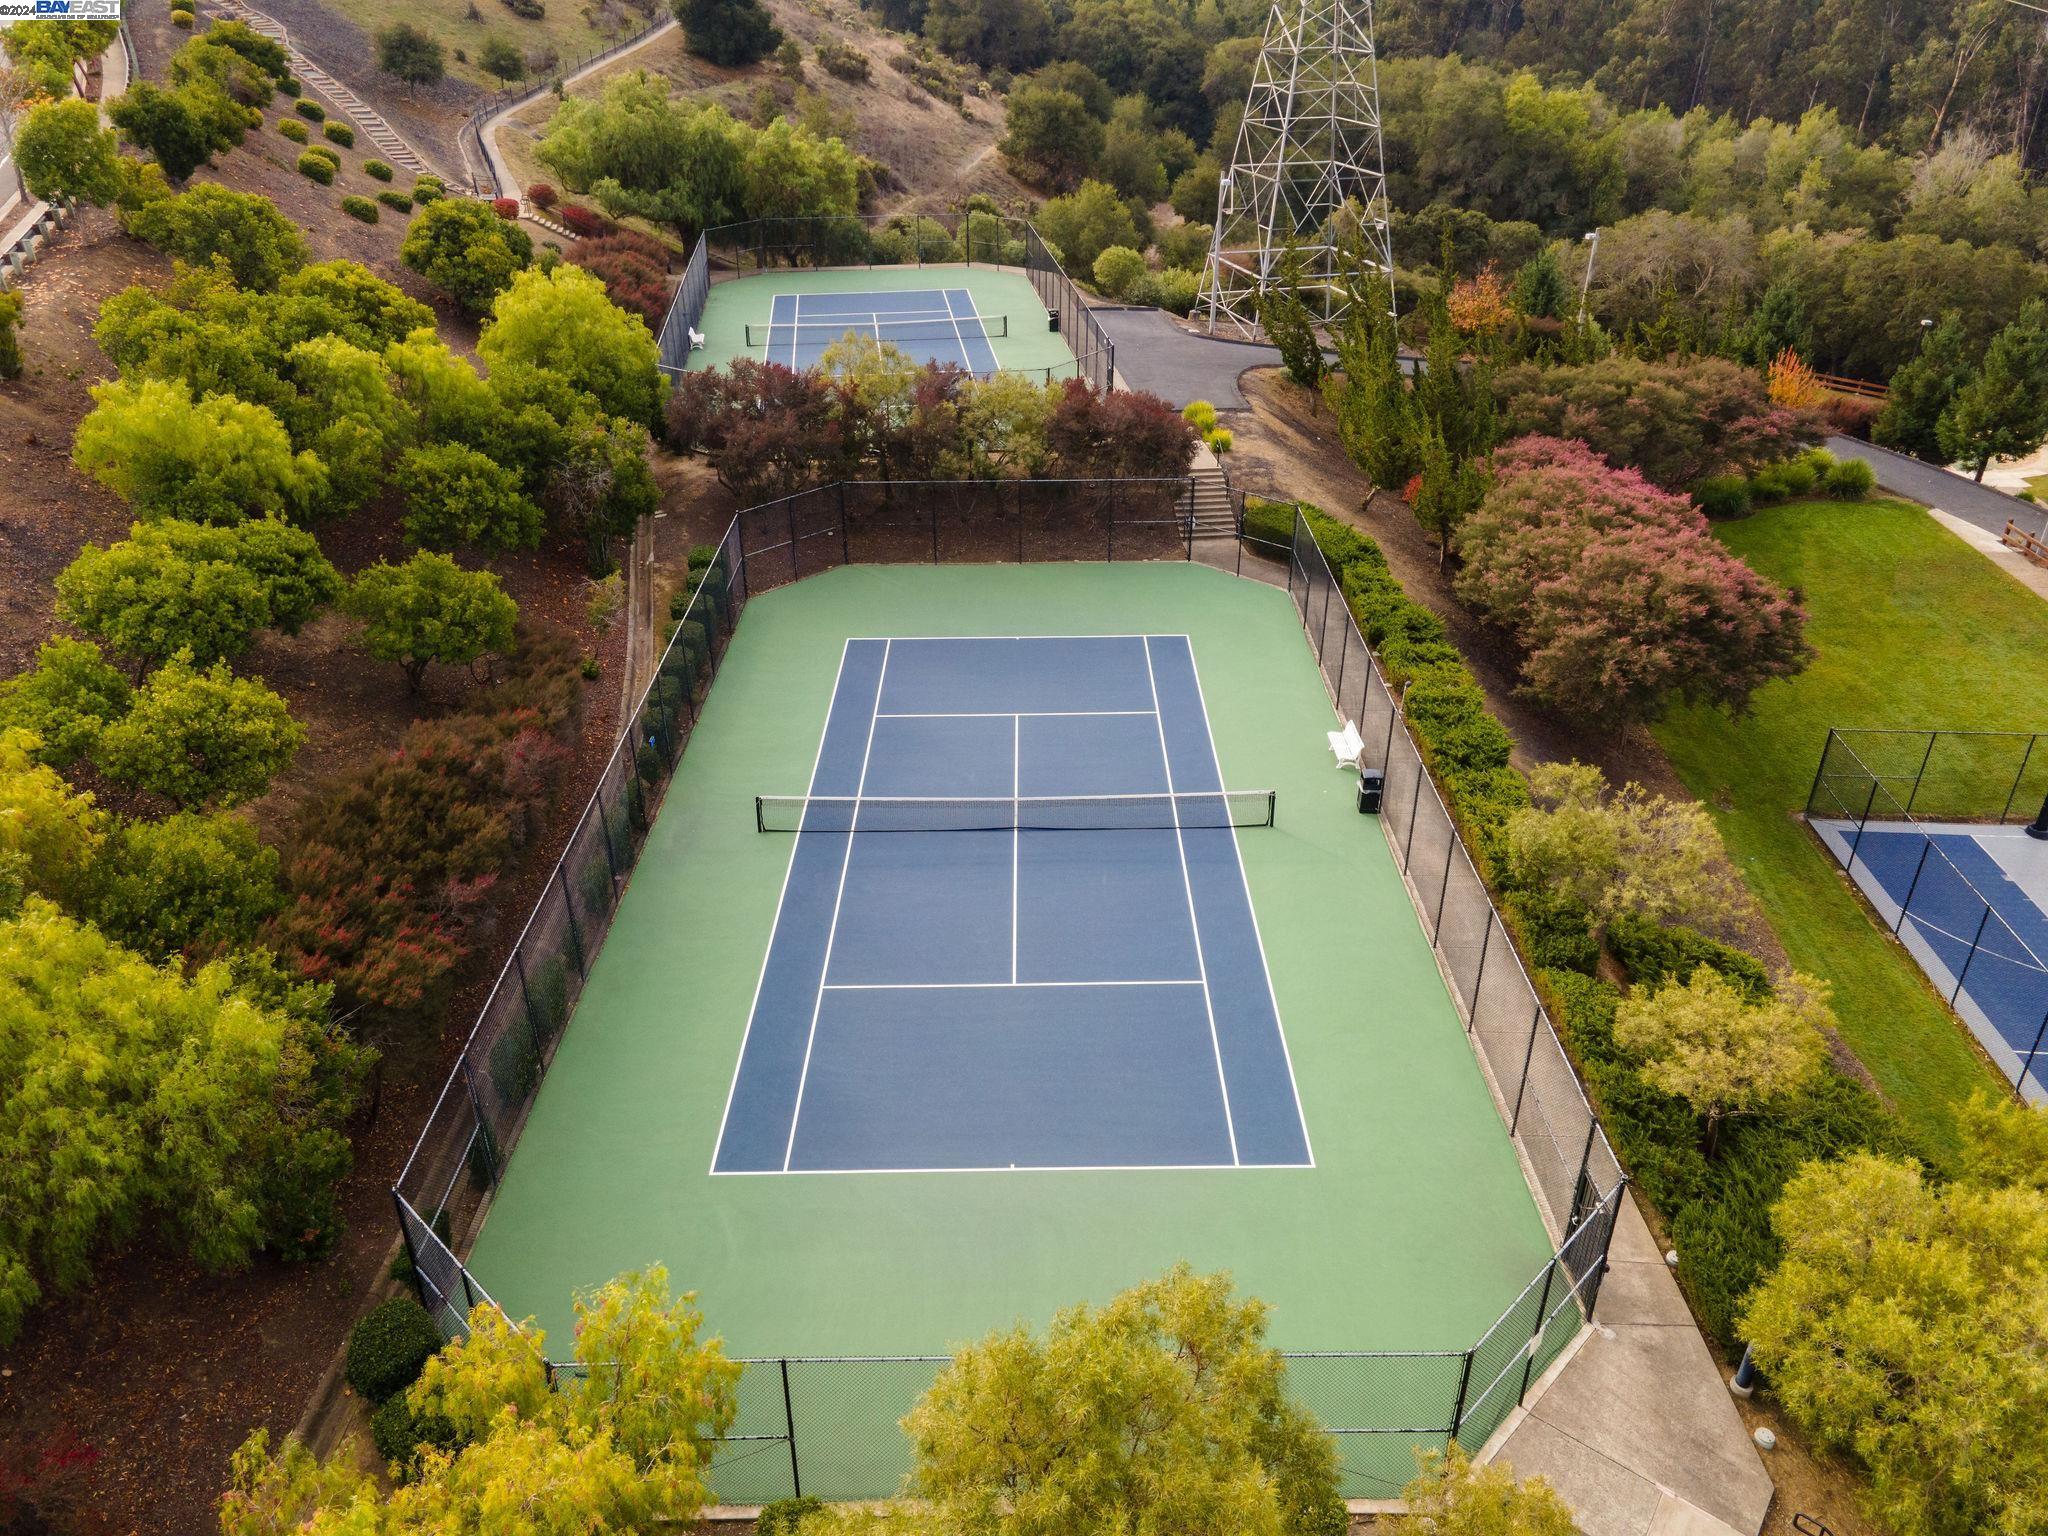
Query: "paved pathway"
1488 1195 1774 1536
472 19 675 199
1827 435 2044 542
1091 307 1294 408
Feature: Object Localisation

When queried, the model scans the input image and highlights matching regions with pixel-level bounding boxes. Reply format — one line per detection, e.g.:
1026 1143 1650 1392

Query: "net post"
780 1358 802 1499
756 795 767 834
1264 790 1275 827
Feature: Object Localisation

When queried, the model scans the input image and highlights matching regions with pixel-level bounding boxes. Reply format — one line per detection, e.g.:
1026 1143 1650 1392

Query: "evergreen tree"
676 0 783 67
1258 245 1325 394
1511 248 1567 320
1873 312 1969 463
1937 300 2048 482
1734 281 1812 369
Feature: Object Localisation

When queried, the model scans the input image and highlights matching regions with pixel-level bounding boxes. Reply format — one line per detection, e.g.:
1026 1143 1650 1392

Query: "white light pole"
1576 229 1600 328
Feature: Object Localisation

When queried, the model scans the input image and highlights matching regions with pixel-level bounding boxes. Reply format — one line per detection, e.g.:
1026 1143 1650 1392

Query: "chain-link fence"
392 498 1630 1504
656 233 709 376
1805 727 2048 1101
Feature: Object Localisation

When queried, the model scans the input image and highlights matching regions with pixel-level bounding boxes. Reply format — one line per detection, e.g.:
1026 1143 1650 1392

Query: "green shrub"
377 190 414 212
370 1393 456 1475
171 8 194 25
488 1018 540 1104
303 142 339 164
278 116 309 143
340 194 378 223
345 1299 444 1404
1182 400 1218 434
1692 474 1750 520
295 98 325 121
297 151 335 184
411 176 444 205
364 158 394 181
1206 427 1232 453
758 1496 825 1534
1091 244 1147 300
1606 915 1771 1000
323 119 354 147
277 74 301 98
1508 890 1600 974
1240 495 1297 552
1824 457 1876 498
1133 266 1201 316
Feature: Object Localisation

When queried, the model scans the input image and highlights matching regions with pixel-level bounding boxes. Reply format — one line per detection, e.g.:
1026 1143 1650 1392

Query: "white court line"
782 638 892 1171
1144 636 1240 1166
875 710 1156 719
820 979 1206 991
1011 713 1020 984
1182 639 1316 1168
714 1159 1309 1177
707 638 853 1175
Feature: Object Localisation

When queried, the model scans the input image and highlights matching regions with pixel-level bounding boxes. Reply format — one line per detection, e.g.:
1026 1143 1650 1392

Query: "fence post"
2018 1007 2048 1097
459 1053 497 1187
1509 1002 1542 1133
931 501 939 564
2004 733 2040 822
1107 479 1117 561
1901 729 1938 817
555 864 587 978
1583 1181 1625 1322
393 1191 428 1310
1447 1348 1475 1442
787 497 799 577
1845 773 1883 869
838 481 850 566
1518 1259 1560 1403
1896 838 1932 933
780 1358 802 1499
1431 828 1455 942
1401 760 1424 866
1467 914 1494 1032
1568 1117 1598 1230
592 782 622 884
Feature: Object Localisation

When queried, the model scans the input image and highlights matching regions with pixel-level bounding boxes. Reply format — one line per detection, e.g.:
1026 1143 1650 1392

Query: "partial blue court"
1813 818 2048 1101
713 635 1314 1172
750 288 1003 374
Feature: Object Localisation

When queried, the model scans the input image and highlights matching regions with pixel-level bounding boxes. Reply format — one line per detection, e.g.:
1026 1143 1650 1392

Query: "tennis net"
755 790 1277 833
745 314 1011 347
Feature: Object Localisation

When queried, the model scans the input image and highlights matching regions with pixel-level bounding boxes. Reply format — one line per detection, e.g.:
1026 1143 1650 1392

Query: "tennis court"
462 562 1557 1496
689 265 1082 381
1813 818 2048 1100
753 289 1004 374
717 634 1309 1174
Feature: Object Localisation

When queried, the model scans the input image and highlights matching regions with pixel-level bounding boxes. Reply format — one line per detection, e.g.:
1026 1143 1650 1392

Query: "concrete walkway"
1484 1194 1774 1536
1827 435 2043 542
1091 308 1294 408
472 18 675 199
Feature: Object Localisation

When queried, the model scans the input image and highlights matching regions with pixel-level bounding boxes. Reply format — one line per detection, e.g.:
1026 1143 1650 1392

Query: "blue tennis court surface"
713 635 1313 1172
757 288 1002 374
1814 819 2048 1100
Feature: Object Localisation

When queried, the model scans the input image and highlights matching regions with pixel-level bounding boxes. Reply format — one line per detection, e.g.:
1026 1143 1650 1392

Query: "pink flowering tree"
1454 436 1812 728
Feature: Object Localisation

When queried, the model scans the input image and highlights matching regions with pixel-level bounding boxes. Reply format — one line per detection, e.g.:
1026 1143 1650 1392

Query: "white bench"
688 326 706 353
1327 719 1363 769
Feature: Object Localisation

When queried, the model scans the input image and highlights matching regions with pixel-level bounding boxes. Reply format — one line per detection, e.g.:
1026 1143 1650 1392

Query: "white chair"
688 326 707 353
1327 719 1364 769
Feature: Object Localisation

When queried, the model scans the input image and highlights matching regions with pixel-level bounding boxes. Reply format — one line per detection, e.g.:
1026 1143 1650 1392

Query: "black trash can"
1048 308 1061 333
1357 769 1384 815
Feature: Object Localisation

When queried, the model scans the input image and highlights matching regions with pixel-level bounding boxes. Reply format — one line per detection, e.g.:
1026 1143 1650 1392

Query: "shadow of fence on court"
391 495 1629 1504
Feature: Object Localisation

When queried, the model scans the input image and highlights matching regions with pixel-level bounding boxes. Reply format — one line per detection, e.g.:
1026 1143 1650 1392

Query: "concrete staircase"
1188 459 1237 541
205 0 439 181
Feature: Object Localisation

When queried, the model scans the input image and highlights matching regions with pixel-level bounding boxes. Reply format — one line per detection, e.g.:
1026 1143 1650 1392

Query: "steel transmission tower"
1199 0 1396 340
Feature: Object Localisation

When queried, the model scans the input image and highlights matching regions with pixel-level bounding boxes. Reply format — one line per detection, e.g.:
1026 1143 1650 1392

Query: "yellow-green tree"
1741 1096 2048 1536
1398 1447 1580 1536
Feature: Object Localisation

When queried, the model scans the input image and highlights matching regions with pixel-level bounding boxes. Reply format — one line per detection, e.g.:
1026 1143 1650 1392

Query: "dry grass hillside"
496 0 1035 223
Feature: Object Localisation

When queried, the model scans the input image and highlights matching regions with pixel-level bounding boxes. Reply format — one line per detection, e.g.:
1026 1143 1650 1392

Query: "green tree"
0 287 21 380
375 23 446 89
676 0 783 67
109 83 216 181
96 652 305 808
1091 244 1146 300
923 0 1050 70
13 96 121 206
478 36 526 85
0 728 107 917
1032 178 1140 270
72 377 327 524
739 117 861 223
123 183 310 289
879 1266 1347 1536
342 552 519 692
394 442 544 553
999 84 1105 190
1733 281 1811 369
480 264 663 429
1741 1116 2048 1536
1330 297 1418 498
0 900 366 1346
400 197 534 317
543 414 661 574
1937 300 2048 482
1613 964 1830 1155
1873 312 1970 462
55 517 341 670
0 638 131 768
1258 245 1325 392
1398 1447 1579 1536
1511 248 1567 320
93 811 282 960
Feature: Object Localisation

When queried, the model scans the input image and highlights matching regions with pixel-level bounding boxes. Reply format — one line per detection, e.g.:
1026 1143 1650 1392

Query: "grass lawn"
1654 497 2048 1156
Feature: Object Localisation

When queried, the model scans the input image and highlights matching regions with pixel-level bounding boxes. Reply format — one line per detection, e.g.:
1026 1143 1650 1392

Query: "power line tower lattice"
1199 0 1396 341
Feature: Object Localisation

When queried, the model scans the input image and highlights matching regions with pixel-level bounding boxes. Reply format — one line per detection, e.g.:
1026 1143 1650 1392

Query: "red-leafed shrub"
266 626 583 1022
1452 435 1811 729
564 231 672 325
1045 379 1198 479
559 202 615 238
1820 393 1883 440
492 197 520 220
1493 356 1818 492
526 182 558 209
664 358 846 502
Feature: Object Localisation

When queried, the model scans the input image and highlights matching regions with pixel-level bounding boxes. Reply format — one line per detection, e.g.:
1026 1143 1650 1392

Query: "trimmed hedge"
345 1298 444 1404
297 151 335 185
323 120 355 147
412 176 444 205
376 190 414 212
364 158 394 181
278 116 308 143
1607 914 1770 999
277 74 301 97
340 194 379 223
294 98 325 121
